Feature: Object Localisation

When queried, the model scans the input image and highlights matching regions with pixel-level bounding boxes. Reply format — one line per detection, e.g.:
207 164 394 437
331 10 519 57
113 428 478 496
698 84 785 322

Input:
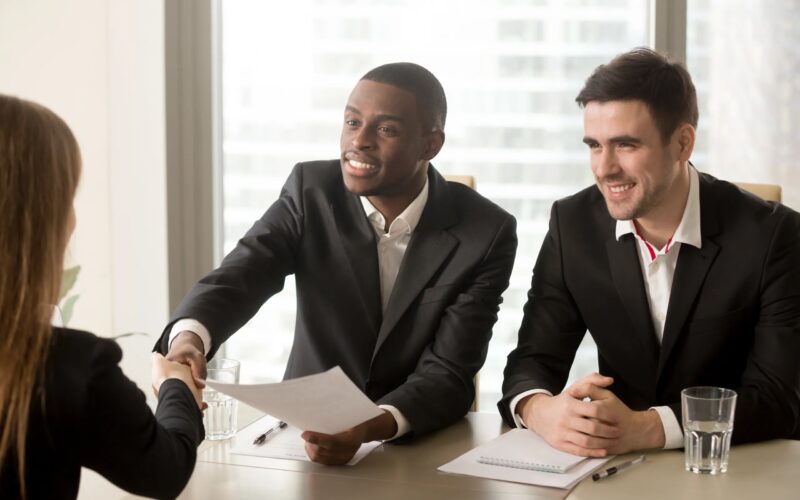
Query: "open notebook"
438 429 612 489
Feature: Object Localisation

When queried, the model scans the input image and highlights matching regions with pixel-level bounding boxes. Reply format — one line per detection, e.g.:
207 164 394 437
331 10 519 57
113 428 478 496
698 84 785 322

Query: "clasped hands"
518 373 665 457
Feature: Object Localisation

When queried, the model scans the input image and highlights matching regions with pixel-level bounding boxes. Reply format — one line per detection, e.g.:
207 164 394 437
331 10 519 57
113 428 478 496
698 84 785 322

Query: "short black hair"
575 47 698 142
360 62 447 131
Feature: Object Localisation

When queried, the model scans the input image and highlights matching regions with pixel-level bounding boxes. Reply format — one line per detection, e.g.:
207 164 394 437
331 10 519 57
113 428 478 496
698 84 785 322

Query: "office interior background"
1 0 798 421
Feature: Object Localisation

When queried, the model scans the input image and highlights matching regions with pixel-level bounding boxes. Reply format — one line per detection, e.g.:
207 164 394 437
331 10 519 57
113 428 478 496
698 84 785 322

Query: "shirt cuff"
168 318 212 356
509 389 553 428
651 405 684 449
378 404 411 441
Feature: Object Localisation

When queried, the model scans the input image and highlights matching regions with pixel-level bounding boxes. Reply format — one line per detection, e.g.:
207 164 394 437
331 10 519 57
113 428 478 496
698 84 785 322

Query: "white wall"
0 0 169 390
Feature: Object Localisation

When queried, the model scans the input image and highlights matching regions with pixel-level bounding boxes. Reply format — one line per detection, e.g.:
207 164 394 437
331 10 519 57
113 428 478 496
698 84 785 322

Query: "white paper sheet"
204 366 384 434
438 430 613 489
230 415 383 466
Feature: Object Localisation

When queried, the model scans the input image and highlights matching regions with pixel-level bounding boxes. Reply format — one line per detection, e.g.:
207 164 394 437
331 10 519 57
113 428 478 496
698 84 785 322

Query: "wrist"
173 330 203 352
363 410 398 442
520 393 550 430
635 409 666 449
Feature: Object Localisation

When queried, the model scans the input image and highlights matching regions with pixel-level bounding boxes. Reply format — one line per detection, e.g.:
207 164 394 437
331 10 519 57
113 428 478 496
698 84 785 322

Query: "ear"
420 130 445 161
674 123 695 161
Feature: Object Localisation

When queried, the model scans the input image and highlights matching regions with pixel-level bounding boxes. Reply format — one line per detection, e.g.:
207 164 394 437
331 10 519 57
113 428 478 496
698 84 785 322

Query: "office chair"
734 182 782 203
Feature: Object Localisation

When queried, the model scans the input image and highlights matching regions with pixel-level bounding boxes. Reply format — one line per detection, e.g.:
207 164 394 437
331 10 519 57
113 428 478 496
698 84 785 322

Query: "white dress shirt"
170 178 430 441
511 167 701 450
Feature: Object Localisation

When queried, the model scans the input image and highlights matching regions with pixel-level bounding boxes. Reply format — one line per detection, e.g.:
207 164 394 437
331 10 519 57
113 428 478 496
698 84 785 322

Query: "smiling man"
500 48 800 456
156 63 517 464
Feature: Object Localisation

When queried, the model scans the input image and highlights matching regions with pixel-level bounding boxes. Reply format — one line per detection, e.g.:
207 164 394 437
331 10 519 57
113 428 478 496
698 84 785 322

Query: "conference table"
79 405 800 499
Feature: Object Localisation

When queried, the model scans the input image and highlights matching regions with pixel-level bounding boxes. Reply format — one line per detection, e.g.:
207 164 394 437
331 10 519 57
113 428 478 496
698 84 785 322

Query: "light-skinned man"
500 48 800 456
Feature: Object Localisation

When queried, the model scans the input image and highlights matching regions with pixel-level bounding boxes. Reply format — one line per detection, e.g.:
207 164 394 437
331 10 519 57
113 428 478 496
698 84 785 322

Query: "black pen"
592 455 647 481
252 421 287 445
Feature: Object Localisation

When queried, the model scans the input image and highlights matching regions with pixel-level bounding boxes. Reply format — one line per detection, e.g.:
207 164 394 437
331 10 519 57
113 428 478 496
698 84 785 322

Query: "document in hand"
438 429 613 489
204 366 384 434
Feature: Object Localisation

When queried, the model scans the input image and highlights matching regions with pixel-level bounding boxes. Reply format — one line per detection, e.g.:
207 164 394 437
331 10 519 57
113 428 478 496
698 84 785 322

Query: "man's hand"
151 352 205 409
519 373 620 457
301 410 398 465
567 378 665 454
165 330 207 385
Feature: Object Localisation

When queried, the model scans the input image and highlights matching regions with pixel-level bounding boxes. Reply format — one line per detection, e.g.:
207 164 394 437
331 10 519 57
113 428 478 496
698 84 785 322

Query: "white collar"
360 176 430 235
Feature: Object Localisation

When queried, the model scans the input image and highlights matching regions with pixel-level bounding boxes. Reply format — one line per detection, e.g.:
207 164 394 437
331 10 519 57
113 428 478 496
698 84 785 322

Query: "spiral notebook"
438 429 612 489
476 429 586 473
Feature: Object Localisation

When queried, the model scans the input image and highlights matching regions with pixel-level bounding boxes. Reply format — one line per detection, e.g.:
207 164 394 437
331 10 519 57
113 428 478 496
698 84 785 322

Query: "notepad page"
438 429 612 489
476 429 586 473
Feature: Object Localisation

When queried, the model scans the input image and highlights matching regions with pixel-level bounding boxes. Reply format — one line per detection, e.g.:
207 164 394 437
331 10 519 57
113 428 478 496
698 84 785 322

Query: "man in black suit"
500 48 800 456
157 62 517 464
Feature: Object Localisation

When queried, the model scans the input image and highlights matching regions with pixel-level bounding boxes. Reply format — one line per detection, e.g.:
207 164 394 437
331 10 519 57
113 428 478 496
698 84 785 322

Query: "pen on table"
253 421 287 446
592 455 647 481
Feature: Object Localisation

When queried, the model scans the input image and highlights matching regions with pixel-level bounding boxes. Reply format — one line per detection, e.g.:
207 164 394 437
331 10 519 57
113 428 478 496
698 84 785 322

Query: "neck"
367 175 427 232
634 163 690 249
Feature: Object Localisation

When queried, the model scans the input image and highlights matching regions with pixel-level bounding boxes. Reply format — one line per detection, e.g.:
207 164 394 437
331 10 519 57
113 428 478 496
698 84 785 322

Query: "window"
219 0 650 410
686 0 800 210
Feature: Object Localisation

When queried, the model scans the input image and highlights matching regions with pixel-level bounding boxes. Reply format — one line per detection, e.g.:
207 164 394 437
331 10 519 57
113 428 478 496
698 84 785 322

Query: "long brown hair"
0 95 81 497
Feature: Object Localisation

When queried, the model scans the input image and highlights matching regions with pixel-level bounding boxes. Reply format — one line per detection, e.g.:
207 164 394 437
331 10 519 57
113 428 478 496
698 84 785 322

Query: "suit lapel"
371 169 458 360
606 233 660 367
658 179 721 375
331 191 383 334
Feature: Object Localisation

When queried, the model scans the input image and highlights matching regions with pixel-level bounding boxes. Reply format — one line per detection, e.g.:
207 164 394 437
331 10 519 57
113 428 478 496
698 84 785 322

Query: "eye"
378 126 397 137
618 142 636 149
345 119 359 128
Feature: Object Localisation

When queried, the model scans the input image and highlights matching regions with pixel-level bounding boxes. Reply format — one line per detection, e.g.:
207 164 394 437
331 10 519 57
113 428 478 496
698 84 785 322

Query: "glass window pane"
687 0 800 210
220 0 650 411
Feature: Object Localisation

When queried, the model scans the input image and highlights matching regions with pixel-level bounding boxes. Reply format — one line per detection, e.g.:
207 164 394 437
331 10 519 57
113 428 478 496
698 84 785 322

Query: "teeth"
349 159 376 170
610 184 634 193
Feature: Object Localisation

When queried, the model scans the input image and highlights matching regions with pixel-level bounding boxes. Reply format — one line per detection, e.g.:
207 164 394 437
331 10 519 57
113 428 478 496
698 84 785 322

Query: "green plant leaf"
60 265 81 300
60 294 80 326
111 332 151 341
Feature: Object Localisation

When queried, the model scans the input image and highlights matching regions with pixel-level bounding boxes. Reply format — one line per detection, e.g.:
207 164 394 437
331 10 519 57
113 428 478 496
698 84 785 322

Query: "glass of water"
681 386 737 474
203 358 240 440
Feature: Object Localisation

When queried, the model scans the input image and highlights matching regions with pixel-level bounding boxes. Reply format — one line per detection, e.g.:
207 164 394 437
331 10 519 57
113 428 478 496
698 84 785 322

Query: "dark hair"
575 47 698 142
361 62 447 131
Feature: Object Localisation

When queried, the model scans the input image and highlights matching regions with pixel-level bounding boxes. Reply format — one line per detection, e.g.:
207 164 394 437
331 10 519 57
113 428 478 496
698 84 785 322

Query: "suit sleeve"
668 209 800 444
154 164 305 358
81 340 204 500
377 213 518 435
498 201 587 427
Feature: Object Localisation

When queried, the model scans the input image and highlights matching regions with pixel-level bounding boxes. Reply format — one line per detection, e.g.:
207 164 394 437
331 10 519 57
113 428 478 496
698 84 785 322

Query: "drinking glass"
203 358 240 440
681 386 737 474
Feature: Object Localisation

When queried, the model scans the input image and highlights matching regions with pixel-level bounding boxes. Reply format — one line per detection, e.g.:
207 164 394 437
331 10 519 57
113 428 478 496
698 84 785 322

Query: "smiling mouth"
609 183 635 193
347 159 377 170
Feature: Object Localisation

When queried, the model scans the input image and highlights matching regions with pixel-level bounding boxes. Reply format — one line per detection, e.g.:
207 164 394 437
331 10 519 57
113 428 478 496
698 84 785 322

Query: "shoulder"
50 327 122 368
288 159 343 189
48 328 123 396
440 176 514 226
551 184 610 228
699 173 800 232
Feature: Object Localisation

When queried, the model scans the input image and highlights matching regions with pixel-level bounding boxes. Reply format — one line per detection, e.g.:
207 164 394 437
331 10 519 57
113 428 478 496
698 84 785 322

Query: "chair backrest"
445 175 476 190
444 174 479 412
734 182 782 203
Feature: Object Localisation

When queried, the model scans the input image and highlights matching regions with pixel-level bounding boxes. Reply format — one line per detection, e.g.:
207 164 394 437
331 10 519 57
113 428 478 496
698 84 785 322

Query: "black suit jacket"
1 328 204 499
500 172 800 444
157 160 517 436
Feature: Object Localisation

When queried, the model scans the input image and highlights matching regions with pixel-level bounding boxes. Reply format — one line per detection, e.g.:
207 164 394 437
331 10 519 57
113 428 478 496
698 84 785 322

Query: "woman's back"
1 328 204 499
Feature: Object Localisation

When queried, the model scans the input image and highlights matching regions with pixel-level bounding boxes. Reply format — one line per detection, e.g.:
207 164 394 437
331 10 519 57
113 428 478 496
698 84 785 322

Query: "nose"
593 147 620 180
351 126 374 150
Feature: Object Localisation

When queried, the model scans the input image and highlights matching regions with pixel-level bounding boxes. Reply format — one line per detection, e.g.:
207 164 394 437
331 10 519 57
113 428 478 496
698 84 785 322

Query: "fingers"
301 431 359 465
567 373 613 396
568 383 615 402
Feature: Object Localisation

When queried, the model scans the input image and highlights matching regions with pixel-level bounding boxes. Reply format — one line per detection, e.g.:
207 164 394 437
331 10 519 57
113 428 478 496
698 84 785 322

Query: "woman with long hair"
0 94 205 499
